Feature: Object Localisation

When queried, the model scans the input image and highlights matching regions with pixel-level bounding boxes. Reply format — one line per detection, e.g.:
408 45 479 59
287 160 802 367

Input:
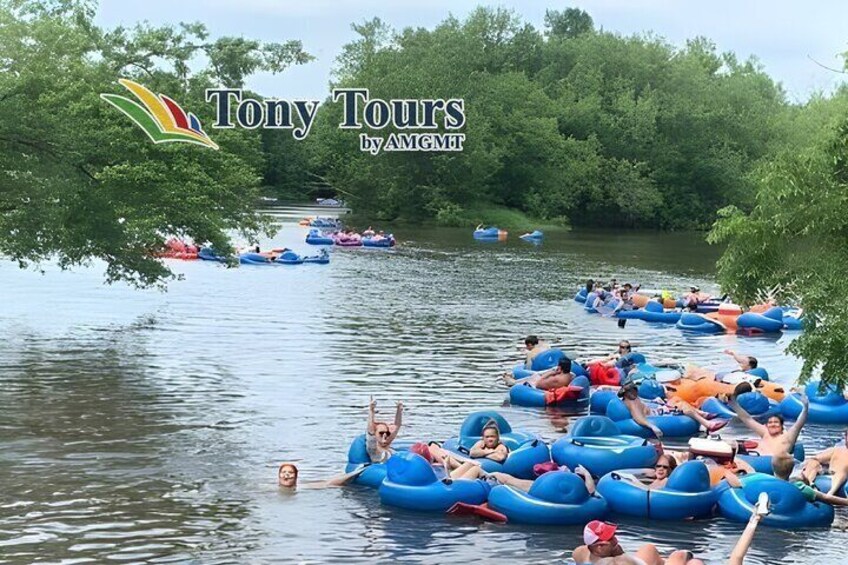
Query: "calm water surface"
0 207 843 564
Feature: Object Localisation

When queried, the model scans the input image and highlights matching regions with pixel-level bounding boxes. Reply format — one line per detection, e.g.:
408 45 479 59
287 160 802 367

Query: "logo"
101 79 218 150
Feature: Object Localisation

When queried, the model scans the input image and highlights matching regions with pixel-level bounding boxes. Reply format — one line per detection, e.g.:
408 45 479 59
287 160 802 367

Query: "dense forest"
266 7 848 230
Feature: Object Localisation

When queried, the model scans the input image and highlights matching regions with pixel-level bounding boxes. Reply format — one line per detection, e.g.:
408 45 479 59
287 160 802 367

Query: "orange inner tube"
666 377 785 403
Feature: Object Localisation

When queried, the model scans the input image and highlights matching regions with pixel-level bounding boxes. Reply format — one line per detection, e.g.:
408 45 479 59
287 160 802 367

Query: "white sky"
96 0 848 103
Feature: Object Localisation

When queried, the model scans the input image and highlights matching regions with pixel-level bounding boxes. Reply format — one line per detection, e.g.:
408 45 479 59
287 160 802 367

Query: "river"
0 205 842 563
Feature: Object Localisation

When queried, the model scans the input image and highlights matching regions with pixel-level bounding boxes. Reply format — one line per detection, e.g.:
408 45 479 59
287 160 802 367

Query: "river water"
0 206 842 564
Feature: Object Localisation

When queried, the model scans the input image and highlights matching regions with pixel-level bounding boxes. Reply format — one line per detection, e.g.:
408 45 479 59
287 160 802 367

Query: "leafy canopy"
0 0 311 286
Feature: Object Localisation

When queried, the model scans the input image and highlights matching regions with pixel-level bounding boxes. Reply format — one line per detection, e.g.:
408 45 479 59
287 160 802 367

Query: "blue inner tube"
596 461 717 519
716 473 834 528
589 379 664 415
441 411 549 479
520 230 544 240
814 475 848 498
780 381 848 424
509 375 590 408
488 470 608 525
378 452 491 512
473 227 502 239
700 392 779 422
574 288 589 303
737 307 785 333
239 252 271 265
345 435 389 488
362 236 395 248
605 397 700 438
676 312 725 333
198 247 226 262
551 422 658 477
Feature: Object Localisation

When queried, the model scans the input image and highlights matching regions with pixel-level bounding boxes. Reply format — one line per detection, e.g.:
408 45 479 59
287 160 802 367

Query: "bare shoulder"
572 545 590 561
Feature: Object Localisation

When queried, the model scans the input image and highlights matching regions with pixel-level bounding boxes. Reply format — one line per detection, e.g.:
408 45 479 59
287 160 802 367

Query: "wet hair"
524 335 539 347
558 358 572 373
747 356 758 369
279 463 298 478
771 453 794 480
585 279 595 293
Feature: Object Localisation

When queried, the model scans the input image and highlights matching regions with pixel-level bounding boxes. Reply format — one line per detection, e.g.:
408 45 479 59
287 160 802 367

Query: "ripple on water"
0 220 842 564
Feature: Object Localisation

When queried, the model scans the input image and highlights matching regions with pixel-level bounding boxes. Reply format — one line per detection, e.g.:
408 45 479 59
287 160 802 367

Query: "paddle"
447 502 508 523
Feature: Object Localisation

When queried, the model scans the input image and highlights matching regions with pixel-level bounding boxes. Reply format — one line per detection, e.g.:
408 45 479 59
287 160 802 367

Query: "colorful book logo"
101 79 219 150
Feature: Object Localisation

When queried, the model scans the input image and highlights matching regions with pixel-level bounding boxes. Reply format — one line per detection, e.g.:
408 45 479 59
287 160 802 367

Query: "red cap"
583 520 617 545
410 442 432 462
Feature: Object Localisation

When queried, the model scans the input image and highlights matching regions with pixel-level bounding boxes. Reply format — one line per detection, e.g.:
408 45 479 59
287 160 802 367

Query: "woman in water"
278 463 366 491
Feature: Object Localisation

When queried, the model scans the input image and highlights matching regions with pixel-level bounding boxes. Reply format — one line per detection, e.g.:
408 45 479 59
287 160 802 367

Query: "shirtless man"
523 335 550 368
572 521 704 565
619 379 728 439
800 428 848 496
729 393 808 456
502 358 574 389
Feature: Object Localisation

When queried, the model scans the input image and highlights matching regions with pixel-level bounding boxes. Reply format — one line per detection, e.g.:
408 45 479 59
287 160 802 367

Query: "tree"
709 101 848 387
544 8 594 39
0 0 311 286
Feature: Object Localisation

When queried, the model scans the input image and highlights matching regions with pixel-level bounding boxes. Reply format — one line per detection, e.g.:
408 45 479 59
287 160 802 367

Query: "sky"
95 0 848 103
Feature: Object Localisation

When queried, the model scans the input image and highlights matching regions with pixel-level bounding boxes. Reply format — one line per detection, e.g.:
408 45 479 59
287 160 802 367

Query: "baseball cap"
617 374 637 397
584 520 618 545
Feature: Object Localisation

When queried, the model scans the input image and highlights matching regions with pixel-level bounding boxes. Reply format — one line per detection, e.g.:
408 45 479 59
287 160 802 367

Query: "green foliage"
709 90 848 387
0 0 310 286
312 7 794 230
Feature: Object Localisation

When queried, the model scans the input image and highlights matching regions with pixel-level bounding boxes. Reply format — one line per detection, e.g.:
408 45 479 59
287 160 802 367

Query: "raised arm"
367 396 377 436
388 401 404 442
729 397 768 437
728 511 763 565
724 349 748 369
786 395 809 446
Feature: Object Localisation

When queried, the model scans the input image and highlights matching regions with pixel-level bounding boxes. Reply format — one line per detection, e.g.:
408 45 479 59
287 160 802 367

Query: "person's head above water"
482 421 501 448
584 520 620 557
654 454 677 481
618 340 632 353
745 356 758 370
766 414 785 437
618 376 639 400
278 463 298 488
524 335 540 349
374 421 394 448
557 357 572 374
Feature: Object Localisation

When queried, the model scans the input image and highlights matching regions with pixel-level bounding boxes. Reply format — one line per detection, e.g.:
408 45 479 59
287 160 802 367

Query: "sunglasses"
655 464 671 470
377 431 391 437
